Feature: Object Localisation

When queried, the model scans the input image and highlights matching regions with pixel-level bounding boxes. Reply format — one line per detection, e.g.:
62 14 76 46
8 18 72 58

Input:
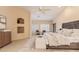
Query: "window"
40 24 49 32
32 24 39 33
32 24 49 33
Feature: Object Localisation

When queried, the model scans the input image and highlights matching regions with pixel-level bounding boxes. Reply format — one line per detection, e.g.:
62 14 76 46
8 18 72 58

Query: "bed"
45 20 79 50
44 32 79 50
43 32 79 50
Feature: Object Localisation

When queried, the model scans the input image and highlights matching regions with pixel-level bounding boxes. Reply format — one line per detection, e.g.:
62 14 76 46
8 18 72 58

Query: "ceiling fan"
38 6 50 14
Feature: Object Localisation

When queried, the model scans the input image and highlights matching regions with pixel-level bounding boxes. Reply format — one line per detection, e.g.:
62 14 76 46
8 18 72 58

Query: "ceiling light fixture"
38 6 50 14
58 6 62 8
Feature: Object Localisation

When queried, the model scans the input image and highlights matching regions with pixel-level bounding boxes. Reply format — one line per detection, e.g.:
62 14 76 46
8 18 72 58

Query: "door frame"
53 23 56 32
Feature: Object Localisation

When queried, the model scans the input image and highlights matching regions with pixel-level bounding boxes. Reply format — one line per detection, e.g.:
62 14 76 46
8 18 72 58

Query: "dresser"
0 31 11 48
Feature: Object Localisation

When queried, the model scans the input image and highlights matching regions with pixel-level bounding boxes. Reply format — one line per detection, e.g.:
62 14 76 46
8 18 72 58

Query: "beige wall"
0 7 30 40
54 7 79 32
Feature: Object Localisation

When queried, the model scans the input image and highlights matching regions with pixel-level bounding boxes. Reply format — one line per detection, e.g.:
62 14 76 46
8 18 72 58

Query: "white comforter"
43 32 79 46
66 36 79 43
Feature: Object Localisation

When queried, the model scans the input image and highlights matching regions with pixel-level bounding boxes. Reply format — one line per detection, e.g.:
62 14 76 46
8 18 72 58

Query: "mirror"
0 15 6 30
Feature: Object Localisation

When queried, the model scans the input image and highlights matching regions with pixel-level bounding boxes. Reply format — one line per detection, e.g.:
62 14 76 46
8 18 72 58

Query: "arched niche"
17 18 24 24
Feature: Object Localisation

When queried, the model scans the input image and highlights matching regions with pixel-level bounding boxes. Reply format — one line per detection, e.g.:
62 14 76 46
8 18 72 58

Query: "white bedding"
43 32 79 46
35 37 46 49
66 36 79 43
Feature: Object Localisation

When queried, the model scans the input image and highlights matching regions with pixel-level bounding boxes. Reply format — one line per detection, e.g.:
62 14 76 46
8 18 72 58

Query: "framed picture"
0 15 6 23
0 23 6 30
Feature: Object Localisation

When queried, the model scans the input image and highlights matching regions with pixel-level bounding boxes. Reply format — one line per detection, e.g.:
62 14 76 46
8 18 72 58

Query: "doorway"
53 23 56 32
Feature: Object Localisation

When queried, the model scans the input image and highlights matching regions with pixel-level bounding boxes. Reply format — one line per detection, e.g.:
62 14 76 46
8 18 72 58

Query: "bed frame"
46 20 79 50
46 42 79 50
62 20 79 29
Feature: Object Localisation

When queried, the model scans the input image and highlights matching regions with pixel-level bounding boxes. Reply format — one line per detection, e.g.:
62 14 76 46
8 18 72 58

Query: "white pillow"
71 33 79 37
71 29 79 37
62 29 72 36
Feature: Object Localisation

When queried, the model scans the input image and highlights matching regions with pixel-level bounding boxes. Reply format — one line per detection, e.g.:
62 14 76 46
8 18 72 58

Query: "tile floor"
0 36 79 52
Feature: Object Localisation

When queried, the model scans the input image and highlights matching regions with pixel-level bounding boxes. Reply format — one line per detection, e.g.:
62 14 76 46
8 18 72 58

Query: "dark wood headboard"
62 20 79 29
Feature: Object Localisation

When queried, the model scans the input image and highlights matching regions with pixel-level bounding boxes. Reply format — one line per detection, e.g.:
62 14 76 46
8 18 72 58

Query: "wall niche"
17 18 24 33
17 18 24 24
17 27 24 33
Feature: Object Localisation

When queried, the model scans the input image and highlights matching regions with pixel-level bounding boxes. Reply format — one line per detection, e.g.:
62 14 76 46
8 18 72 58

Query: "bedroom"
0 6 79 52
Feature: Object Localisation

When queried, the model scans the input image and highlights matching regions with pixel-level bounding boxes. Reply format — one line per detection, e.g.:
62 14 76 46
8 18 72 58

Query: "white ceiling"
22 6 65 20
